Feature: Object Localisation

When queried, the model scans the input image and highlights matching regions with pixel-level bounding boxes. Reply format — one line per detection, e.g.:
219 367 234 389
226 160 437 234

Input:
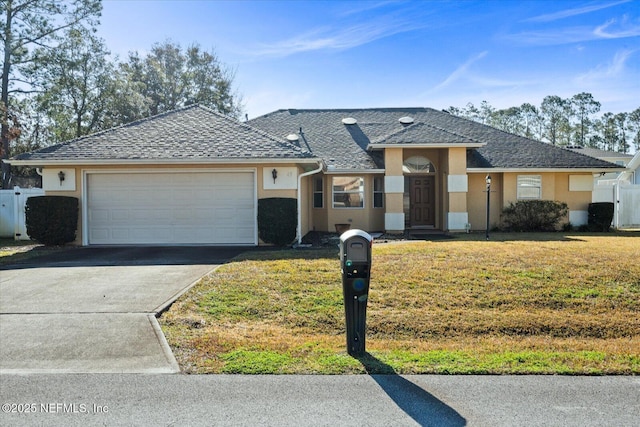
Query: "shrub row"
25 196 78 246
588 202 614 232
22 195 613 247
257 197 297 246
501 200 568 232
500 200 615 232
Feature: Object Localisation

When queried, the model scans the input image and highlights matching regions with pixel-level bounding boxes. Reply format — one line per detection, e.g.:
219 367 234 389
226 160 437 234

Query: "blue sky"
98 0 640 119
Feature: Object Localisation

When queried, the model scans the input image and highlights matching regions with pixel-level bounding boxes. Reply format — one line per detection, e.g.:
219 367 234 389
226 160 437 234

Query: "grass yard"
0 238 44 264
159 233 640 375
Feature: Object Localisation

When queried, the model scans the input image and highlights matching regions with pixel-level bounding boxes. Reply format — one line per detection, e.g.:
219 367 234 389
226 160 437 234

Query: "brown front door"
409 176 435 227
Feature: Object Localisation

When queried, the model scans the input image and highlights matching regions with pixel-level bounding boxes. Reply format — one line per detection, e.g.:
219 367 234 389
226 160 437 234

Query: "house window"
373 176 384 208
517 175 542 199
403 156 435 173
313 177 323 208
332 176 364 208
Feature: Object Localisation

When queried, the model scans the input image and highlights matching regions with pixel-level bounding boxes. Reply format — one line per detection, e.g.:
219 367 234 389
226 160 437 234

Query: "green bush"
588 202 614 232
501 200 568 232
257 198 297 246
25 196 79 246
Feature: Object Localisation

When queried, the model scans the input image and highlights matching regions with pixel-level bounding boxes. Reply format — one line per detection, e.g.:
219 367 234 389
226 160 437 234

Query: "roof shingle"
250 108 621 170
14 105 314 162
14 105 623 172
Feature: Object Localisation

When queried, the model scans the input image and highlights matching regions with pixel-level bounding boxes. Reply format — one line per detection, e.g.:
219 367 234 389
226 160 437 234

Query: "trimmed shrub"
501 200 568 232
588 202 614 232
25 196 79 246
257 198 297 246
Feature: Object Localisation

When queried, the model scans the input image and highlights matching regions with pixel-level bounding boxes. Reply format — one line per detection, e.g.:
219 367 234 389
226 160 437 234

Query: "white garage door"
87 172 256 245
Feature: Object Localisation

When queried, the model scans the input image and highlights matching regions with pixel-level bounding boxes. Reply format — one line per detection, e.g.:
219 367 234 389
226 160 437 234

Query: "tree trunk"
1 0 14 188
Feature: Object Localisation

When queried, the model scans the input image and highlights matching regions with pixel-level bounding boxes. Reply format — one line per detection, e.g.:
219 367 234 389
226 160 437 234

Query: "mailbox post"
339 229 372 356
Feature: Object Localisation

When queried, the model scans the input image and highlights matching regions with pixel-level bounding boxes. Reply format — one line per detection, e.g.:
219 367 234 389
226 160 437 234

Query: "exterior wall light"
58 171 66 186
272 168 278 184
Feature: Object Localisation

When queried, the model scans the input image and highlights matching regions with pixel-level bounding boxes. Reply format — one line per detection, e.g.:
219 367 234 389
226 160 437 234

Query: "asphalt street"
1 374 639 426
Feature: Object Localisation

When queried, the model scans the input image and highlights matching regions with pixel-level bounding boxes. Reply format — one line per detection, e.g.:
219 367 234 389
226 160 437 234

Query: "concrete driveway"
0 246 246 374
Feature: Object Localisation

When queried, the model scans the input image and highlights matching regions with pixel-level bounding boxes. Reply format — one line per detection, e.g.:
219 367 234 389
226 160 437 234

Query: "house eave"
324 168 386 174
6 157 321 167
467 167 627 173
369 143 486 150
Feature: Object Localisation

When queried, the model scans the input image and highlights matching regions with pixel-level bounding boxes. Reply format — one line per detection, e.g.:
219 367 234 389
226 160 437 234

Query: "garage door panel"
130 227 171 242
192 209 212 221
87 172 256 245
90 209 110 222
90 228 110 241
236 208 256 223
111 210 129 221
236 227 256 240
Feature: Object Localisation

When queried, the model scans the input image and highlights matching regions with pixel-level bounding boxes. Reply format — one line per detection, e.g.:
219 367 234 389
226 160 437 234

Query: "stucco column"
384 148 405 233
447 147 469 231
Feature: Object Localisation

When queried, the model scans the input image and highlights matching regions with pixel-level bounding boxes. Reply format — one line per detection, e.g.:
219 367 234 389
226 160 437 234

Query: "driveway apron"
0 247 242 373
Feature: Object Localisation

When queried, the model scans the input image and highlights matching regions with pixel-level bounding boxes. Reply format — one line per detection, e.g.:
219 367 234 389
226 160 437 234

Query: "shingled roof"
249 108 621 171
566 146 634 160
13 105 315 163
370 121 480 145
12 105 624 172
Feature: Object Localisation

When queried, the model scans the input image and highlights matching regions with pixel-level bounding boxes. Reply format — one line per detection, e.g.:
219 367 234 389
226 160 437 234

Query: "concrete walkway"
0 247 244 373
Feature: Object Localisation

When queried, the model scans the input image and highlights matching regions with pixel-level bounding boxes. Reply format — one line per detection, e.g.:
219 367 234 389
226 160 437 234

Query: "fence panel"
618 184 640 228
0 190 14 237
0 187 45 239
593 184 615 203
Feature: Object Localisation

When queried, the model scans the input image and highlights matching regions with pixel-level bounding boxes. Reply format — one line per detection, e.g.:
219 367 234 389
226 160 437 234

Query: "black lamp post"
485 175 491 240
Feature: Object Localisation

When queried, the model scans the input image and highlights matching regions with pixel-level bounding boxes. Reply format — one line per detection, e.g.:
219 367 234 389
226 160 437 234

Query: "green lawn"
160 232 640 374
0 238 45 264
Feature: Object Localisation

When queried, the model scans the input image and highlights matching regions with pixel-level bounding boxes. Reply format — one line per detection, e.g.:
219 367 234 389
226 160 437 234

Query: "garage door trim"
82 168 258 246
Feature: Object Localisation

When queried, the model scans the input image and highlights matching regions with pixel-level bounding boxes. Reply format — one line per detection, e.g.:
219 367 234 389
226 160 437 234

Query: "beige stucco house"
9 105 624 246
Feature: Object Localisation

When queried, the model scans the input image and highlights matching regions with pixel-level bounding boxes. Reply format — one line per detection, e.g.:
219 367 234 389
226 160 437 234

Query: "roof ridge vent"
286 133 299 142
399 116 414 125
342 117 357 125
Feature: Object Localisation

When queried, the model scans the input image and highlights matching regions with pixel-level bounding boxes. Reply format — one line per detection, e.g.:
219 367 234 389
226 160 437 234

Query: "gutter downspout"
296 162 324 245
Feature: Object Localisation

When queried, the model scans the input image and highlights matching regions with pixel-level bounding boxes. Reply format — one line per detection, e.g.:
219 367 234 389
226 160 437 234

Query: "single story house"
8 105 624 246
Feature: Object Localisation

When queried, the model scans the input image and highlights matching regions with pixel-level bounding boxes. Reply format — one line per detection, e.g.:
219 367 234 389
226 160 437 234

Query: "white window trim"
373 176 384 208
313 176 324 209
517 175 542 200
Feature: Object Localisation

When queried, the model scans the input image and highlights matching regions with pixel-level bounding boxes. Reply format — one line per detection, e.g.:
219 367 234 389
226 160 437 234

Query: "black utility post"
339 229 372 356
485 175 492 240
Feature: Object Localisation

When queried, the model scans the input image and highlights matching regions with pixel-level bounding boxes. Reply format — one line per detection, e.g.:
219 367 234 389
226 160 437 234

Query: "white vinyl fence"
593 183 640 229
0 187 45 240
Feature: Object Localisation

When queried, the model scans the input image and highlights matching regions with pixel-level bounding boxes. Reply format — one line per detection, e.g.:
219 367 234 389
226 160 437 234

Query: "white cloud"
502 26 597 45
336 1 403 18
575 49 636 83
504 14 640 46
431 51 489 91
594 17 640 38
524 0 631 22
246 15 425 57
